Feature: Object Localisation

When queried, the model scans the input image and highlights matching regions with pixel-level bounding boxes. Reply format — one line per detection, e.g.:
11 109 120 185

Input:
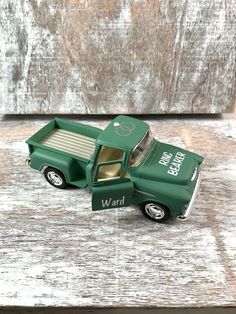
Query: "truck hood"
133 140 203 186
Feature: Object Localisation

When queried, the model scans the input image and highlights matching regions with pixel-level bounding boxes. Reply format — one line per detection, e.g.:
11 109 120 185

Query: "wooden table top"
0 114 235 312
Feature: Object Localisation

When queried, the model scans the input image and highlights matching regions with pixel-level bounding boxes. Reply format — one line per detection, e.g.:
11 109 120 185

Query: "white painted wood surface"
0 0 236 114
0 115 235 308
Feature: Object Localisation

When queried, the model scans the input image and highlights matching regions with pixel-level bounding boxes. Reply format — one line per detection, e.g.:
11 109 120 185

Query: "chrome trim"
134 189 156 197
191 167 198 181
25 156 31 165
129 129 153 167
177 171 202 220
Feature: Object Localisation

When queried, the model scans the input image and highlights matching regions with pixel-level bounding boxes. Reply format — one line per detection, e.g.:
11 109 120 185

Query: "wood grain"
0 114 235 308
0 1 236 114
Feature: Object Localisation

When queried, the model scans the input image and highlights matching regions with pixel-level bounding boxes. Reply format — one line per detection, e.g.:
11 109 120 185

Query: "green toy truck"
26 115 203 223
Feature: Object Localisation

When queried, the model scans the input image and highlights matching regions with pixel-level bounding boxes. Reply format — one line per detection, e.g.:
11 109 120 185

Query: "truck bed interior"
40 128 96 160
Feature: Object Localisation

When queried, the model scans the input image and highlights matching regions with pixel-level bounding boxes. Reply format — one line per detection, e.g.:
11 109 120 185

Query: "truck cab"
87 115 203 222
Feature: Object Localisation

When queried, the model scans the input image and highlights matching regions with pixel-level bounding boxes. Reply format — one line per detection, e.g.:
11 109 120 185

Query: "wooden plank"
0 1 236 114
0 115 236 308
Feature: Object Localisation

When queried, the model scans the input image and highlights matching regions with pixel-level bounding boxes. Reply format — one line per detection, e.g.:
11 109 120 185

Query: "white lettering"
167 152 186 176
102 198 111 207
176 152 186 158
101 196 125 208
168 169 178 176
170 163 181 169
119 195 125 206
159 152 172 166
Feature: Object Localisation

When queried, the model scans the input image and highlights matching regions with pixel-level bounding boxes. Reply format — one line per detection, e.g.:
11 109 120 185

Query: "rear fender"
30 149 74 183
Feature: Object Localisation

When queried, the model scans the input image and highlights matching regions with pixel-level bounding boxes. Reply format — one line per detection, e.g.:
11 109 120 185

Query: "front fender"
132 179 191 217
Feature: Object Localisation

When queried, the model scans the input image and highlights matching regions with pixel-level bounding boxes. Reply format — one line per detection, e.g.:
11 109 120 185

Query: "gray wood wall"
0 0 235 114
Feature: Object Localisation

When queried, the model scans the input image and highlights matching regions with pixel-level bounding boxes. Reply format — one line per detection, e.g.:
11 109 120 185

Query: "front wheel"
44 167 67 189
141 202 170 223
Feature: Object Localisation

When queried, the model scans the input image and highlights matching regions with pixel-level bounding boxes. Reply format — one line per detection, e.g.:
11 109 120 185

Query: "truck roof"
97 115 149 151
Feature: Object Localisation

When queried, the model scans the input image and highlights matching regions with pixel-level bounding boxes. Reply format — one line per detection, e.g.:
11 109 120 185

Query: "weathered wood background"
0 0 235 114
0 114 235 309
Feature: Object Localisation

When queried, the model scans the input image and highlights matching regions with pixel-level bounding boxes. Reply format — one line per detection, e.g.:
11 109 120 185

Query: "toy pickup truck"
26 115 203 223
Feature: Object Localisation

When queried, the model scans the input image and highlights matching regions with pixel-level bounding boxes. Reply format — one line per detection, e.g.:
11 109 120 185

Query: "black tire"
141 202 170 223
44 167 67 189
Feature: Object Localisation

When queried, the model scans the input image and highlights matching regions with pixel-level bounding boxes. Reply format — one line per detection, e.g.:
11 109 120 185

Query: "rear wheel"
44 167 67 189
141 202 170 223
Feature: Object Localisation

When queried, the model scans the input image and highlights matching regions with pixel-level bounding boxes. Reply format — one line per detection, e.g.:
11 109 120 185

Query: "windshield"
129 130 153 167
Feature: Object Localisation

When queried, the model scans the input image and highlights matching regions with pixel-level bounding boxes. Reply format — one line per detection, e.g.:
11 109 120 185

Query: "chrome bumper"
25 156 31 165
177 171 202 220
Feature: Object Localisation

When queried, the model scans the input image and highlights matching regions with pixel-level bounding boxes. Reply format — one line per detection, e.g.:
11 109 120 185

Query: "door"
92 161 134 211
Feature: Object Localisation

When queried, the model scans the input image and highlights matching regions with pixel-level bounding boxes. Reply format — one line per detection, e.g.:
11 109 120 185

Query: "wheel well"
140 200 172 218
40 165 48 173
142 200 169 210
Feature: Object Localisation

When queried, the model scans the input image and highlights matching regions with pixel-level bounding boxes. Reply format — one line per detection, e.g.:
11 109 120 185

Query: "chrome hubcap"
47 171 63 186
145 203 165 220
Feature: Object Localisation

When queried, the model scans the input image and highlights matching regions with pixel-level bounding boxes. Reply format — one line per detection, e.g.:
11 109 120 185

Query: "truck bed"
26 118 102 161
40 128 96 160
